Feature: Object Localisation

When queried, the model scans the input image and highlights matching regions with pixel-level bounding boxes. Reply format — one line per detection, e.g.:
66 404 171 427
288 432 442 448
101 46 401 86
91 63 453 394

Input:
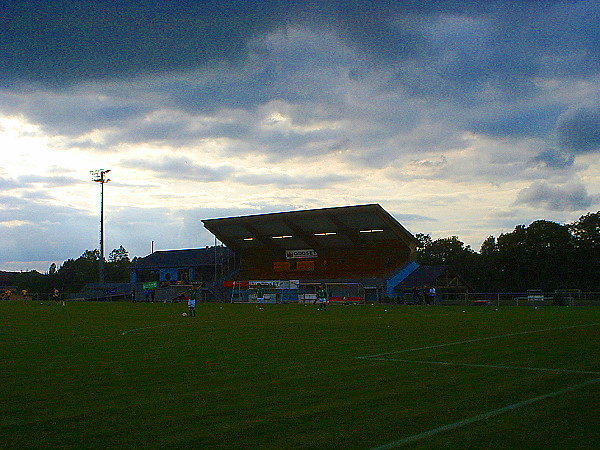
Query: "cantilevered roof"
202 204 418 253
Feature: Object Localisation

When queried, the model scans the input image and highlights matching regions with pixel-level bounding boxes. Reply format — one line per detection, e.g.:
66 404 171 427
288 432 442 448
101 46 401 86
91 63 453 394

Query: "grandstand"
202 204 423 302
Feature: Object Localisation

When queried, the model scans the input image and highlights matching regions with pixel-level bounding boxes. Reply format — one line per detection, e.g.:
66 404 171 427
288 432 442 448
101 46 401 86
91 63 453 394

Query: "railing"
396 291 600 307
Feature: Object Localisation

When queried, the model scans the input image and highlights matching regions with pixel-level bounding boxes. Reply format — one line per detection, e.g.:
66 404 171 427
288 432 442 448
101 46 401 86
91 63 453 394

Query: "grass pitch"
1 301 598 449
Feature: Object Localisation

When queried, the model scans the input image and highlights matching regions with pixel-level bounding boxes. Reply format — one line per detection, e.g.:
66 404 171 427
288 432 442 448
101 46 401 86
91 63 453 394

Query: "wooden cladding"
273 260 315 272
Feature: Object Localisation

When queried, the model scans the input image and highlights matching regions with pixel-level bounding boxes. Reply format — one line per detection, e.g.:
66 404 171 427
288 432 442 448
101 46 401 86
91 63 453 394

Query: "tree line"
416 211 599 292
1 246 133 295
2 212 599 295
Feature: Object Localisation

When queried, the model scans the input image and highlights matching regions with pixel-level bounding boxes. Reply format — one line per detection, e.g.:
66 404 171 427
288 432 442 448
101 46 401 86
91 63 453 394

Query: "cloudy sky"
1 0 599 272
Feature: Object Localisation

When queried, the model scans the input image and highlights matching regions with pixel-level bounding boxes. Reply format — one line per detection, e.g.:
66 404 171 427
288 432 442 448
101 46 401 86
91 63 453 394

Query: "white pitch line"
363 358 600 375
120 322 188 335
370 377 600 449
118 319 308 336
357 322 600 359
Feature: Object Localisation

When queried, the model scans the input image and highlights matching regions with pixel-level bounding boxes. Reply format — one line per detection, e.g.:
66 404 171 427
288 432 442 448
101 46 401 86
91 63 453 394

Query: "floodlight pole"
91 169 111 283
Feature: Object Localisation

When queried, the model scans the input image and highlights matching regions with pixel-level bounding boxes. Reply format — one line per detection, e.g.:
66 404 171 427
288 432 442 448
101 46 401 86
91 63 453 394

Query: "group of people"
412 286 438 305
0 288 61 304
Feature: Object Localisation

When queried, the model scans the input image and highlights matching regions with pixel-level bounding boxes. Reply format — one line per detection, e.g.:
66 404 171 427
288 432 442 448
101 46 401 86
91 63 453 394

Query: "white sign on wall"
249 280 300 289
285 249 318 259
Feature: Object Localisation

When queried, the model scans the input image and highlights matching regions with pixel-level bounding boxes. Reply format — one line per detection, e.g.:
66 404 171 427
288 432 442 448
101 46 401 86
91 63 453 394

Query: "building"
131 247 238 284
202 204 421 302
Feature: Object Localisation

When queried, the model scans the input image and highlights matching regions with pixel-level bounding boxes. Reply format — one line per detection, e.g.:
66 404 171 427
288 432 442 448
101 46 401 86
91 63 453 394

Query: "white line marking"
357 322 599 359
120 322 187 335
370 377 600 449
118 319 308 337
362 358 600 375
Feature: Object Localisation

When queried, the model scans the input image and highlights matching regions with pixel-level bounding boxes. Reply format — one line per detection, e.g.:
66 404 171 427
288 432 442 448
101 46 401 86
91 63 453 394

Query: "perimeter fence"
401 291 600 307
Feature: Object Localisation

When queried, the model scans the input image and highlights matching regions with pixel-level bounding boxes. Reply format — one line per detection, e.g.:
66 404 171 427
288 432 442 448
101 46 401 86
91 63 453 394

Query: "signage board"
285 249 317 259
249 280 300 289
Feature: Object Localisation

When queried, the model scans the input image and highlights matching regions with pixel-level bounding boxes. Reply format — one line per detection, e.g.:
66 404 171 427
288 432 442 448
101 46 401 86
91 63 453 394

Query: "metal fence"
400 291 600 307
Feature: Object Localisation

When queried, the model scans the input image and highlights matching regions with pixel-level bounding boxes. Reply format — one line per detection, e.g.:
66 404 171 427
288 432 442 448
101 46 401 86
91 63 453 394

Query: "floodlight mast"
91 169 111 283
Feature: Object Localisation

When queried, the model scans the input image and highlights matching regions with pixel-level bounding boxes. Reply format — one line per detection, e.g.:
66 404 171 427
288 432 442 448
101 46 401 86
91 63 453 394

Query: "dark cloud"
528 149 575 170
2 0 597 95
0 0 597 156
1 0 284 87
556 107 600 154
515 181 593 211
467 106 563 139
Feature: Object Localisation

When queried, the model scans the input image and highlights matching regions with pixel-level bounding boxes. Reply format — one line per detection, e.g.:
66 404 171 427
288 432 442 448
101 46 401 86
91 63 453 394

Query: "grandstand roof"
202 204 418 254
133 247 233 269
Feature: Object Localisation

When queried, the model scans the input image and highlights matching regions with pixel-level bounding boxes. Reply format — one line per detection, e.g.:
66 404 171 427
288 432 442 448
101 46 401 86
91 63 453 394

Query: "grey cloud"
515 181 593 211
0 173 83 193
120 156 235 182
17 174 83 188
0 0 598 204
0 177 20 190
409 156 448 169
2 1 597 97
107 116 205 146
0 89 150 138
528 149 575 169
0 195 98 262
556 107 600 154
467 106 563 139
1 1 280 87
234 172 351 189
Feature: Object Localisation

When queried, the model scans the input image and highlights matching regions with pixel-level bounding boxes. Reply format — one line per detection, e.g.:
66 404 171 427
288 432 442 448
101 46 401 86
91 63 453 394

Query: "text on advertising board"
285 249 317 259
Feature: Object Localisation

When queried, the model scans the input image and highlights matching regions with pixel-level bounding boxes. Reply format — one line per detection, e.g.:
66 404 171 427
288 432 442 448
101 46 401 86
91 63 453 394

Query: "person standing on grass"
256 286 265 310
186 286 199 316
317 284 328 311
429 286 437 305
53 288 60 304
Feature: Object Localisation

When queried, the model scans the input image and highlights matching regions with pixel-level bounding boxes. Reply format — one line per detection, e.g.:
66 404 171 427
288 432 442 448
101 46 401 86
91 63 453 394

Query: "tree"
569 212 600 290
416 235 476 269
54 249 101 293
108 245 129 263
106 246 132 283
570 212 600 250
81 249 101 261
480 236 497 256
487 221 576 291
14 270 51 295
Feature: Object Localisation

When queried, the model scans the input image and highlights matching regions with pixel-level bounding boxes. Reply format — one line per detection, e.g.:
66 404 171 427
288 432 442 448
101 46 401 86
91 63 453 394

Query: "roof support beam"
327 214 365 246
282 218 321 249
240 223 280 251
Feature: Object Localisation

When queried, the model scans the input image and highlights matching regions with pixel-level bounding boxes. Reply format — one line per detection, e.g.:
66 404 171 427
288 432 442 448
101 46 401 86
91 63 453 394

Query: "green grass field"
1 301 598 449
